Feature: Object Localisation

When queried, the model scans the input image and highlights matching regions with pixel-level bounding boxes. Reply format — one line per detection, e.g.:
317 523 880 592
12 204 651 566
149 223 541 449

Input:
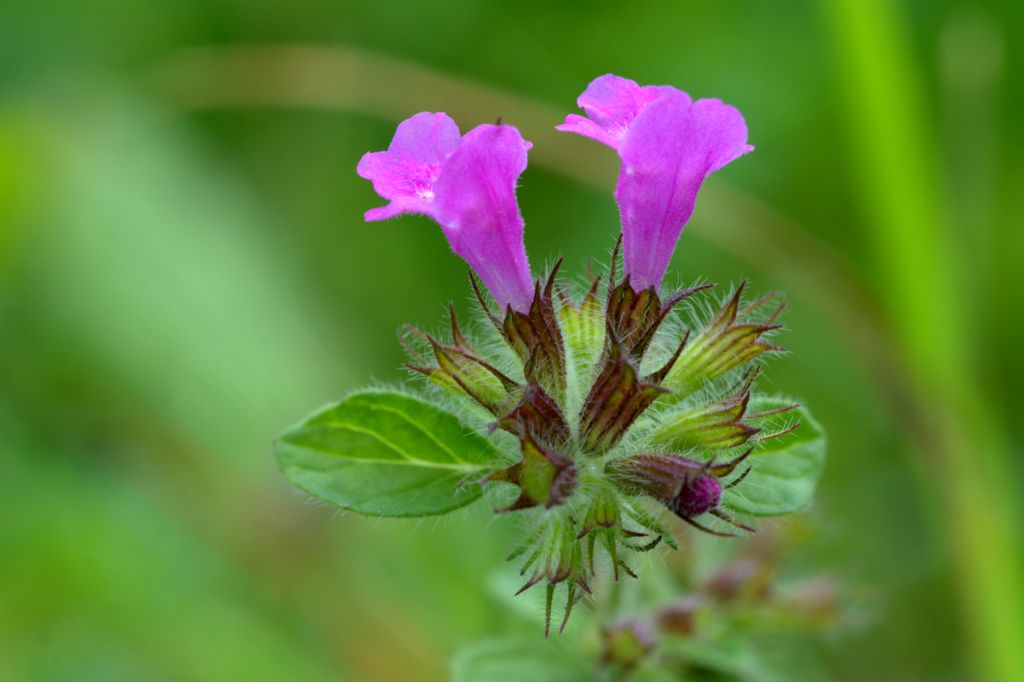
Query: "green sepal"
651 382 759 451
664 283 783 393
557 278 605 371
486 429 577 511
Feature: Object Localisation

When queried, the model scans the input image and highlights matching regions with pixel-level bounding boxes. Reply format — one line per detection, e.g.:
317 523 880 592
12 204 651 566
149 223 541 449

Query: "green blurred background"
2 0 1022 680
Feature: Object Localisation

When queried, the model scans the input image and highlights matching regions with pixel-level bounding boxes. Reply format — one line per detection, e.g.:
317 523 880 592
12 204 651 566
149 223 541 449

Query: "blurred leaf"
723 399 825 516
277 389 497 516
657 637 767 682
450 638 589 682
826 1 1024 679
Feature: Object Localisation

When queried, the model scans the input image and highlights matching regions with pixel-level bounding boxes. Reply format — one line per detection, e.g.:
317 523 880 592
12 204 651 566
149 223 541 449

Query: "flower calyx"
664 282 784 393
473 263 567 401
651 370 763 451
605 266 711 363
404 305 520 416
485 426 578 513
579 340 666 454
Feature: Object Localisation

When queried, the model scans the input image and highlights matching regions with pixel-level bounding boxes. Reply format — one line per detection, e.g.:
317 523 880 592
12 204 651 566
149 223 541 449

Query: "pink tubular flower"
357 112 535 314
558 75 753 292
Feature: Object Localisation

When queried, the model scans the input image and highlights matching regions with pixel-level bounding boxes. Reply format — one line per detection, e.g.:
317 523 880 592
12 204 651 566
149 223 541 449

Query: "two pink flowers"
357 74 753 313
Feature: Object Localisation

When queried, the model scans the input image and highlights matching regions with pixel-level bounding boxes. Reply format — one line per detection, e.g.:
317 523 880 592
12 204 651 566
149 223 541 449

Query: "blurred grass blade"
823 2 1024 680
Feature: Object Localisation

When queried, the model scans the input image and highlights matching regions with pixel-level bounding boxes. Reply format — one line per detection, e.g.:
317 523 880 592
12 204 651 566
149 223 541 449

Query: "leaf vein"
364 400 474 465
295 422 479 471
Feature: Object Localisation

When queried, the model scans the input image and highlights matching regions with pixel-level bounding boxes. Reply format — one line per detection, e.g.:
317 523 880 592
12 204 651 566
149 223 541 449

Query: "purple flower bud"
358 113 535 313
608 450 756 536
558 75 753 291
671 474 722 518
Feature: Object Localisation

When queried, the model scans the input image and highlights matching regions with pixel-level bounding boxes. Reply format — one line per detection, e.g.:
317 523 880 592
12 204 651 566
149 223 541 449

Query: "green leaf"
723 397 826 516
276 389 498 517
451 638 590 682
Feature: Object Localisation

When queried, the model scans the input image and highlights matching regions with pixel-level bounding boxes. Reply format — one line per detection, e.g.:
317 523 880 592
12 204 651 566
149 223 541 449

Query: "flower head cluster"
357 75 807 634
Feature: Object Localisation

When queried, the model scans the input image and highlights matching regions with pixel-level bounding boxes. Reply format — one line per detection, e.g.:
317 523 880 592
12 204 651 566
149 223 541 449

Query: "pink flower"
358 113 535 314
559 75 753 291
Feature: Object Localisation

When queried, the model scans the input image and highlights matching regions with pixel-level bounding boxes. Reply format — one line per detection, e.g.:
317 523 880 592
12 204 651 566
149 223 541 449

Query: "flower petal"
556 74 684 150
387 110 462 161
556 113 619 148
616 93 753 291
433 124 534 314
558 76 752 291
356 112 461 221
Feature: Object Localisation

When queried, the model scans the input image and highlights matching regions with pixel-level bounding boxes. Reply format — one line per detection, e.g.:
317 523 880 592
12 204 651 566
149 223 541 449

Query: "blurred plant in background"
1 0 1022 680
452 523 855 682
